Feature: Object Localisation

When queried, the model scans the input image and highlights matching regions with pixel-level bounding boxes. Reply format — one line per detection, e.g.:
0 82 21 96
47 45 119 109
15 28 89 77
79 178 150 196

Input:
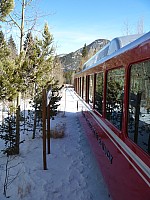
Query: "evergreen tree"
49 81 63 118
35 23 54 87
0 30 18 101
24 32 35 59
78 43 88 71
0 30 4 44
28 23 62 138
53 56 64 86
20 31 37 90
64 70 73 84
0 31 21 155
82 43 88 58
7 34 17 58
0 115 16 155
0 0 14 21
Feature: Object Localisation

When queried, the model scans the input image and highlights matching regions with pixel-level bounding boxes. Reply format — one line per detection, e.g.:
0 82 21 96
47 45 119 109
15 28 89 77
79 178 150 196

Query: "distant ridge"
59 39 109 72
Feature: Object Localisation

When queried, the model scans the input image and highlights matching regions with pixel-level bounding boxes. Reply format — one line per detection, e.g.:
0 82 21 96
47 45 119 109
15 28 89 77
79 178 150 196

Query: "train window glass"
83 76 86 100
128 60 150 154
89 75 94 105
106 68 125 130
81 77 84 98
95 72 104 114
80 77 82 97
77 78 79 94
78 78 80 95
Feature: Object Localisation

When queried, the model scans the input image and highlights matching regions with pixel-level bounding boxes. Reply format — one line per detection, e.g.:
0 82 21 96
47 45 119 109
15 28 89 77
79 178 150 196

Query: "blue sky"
36 0 150 54
4 0 150 54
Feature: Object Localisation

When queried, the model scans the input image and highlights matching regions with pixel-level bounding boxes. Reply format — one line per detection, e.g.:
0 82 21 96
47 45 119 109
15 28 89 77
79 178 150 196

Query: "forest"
0 0 64 157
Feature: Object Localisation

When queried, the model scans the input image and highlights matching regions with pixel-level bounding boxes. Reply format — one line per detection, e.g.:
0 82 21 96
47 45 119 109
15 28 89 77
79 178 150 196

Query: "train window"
106 68 125 130
81 77 84 98
83 76 86 100
80 77 82 97
89 74 94 105
95 72 104 114
128 60 150 154
77 78 80 94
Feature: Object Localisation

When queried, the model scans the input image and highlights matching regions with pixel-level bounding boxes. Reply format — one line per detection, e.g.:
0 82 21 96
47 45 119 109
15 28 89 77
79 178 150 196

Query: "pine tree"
0 30 4 44
52 56 64 86
24 32 35 58
7 35 17 58
0 31 21 155
0 30 18 101
0 115 16 155
29 23 62 138
78 43 88 71
49 81 63 118
82 43 88 58
0 0 14 21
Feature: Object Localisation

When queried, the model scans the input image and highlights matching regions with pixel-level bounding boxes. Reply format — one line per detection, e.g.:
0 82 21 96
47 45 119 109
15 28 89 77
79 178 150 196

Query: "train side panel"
75 33 150 200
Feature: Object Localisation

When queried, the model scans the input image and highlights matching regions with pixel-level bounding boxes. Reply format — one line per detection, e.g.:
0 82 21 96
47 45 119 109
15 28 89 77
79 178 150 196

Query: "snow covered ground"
0 88 110 200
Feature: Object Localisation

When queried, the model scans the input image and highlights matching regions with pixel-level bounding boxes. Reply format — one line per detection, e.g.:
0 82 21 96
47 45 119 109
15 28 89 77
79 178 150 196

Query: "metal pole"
47 102 50 154
64 88 66 116
77 100 78 111
42 89 47 170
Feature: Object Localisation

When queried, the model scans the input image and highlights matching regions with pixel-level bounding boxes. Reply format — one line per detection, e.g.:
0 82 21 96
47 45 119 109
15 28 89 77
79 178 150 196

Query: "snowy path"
0 88 110 200
42 88 110 200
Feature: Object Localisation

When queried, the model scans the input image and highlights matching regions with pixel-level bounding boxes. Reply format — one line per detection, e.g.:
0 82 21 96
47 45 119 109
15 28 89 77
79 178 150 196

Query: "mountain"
59 39 110 72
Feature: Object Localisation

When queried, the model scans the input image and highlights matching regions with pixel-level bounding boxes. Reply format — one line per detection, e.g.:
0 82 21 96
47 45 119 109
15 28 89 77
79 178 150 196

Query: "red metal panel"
75 34 150 200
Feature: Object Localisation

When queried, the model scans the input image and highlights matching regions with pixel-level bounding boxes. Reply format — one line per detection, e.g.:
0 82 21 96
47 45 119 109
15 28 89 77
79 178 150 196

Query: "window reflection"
95 72 103 114
83 76 86 101
89 75 94 105
106 68 125 130
128 60 150 154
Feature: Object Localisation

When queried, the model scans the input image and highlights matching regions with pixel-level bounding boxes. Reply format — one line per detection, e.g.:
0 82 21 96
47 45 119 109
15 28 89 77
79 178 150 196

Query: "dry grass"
50 122 66 139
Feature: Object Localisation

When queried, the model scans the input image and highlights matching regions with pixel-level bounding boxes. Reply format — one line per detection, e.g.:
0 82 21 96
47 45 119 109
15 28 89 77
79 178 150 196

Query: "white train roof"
82 32 150 72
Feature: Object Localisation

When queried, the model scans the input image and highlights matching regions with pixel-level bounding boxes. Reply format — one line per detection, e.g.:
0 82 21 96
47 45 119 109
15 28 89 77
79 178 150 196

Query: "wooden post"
47 102 50 154
64 88 66 115
15 105 20 154
42 89 47 170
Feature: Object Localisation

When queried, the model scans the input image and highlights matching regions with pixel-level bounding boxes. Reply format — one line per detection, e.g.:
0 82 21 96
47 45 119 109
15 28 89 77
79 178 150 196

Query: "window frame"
127 60 150 155
105 66 125 131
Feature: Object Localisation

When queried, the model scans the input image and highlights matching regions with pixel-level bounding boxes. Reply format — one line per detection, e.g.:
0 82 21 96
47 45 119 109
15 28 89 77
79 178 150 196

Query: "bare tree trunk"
32 83 37 139
20 0 25 53
16 0 25 154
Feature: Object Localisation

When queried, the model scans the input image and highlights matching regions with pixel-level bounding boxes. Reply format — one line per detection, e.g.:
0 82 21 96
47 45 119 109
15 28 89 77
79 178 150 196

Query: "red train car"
74 32 150 200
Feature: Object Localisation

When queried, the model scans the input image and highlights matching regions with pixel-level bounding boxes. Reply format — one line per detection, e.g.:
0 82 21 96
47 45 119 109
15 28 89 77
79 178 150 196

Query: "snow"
0 88 110 200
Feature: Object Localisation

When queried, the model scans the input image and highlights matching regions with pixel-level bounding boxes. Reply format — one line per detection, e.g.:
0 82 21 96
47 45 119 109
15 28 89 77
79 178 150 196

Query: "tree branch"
25 0 33 6
9 14 21 30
